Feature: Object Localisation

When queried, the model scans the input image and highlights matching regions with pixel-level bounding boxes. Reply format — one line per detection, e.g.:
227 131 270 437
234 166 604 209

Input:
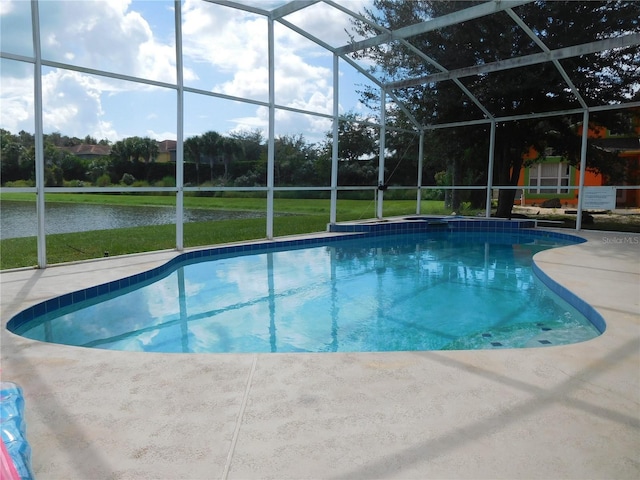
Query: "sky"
0 0 379 145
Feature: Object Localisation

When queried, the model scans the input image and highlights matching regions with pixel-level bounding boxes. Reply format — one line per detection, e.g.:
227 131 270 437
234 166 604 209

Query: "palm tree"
184 136 203 185
139 137 159 164
110 139 133 162
220 136 241 180
200 131 223 183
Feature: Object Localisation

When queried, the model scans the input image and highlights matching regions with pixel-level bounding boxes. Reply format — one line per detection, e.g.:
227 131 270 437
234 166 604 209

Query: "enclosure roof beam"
335 0 533 55
424 100 640 130
338 54 423 131
386 88 424 130
271 1 320 20
277 12 424 131
387 34 640 90
276 17 337 53
392 35 495 120
207 0 269 17
504 7 588 110
323 0 387 35
274 18 418 130
324 0 493 123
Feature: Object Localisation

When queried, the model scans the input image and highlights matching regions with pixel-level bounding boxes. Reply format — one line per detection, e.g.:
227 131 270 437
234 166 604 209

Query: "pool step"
442 320 598 350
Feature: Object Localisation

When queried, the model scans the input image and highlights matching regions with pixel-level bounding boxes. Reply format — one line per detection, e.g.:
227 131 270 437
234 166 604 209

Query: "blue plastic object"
1 382 34 480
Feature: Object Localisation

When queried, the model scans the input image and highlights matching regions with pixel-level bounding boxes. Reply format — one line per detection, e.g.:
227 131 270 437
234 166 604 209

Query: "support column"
416 130 424 214
174 0 184 250
32 0 46 268
329 54 339 225
485 120 496 218
266 17 275 239
376 89 386 219
576 110 589 231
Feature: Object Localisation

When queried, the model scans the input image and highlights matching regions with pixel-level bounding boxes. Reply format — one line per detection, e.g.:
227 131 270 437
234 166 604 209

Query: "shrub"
121 173 136 186
64 179 85 187
541 198 562 208
3 179 35 187
156 176 176 188
95 174 111 187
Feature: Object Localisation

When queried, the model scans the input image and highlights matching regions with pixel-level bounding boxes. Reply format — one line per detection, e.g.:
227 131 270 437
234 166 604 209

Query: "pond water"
0 201 268 239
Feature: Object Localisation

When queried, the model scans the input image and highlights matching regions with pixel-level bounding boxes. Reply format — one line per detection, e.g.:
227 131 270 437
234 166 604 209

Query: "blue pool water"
8 229 602 353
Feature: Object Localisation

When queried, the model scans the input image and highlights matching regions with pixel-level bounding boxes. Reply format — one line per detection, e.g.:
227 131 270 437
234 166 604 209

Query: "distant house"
517 113 640 208
156 140 177 163
59 140 178 163
60 144 111 159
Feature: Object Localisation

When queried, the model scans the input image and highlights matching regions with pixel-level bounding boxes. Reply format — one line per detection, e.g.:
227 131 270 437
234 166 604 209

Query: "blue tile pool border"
6 219 600 337
531 260 606 334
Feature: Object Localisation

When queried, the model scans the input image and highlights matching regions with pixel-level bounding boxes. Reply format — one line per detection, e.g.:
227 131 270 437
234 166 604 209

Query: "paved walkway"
1 230 639 479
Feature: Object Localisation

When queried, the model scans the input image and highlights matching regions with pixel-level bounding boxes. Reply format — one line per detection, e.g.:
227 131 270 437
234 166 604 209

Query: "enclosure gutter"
31 0 46 268
174 0 184 251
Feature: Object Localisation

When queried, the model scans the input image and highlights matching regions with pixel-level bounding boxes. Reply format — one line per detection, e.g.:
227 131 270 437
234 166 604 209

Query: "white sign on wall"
582 186 616 210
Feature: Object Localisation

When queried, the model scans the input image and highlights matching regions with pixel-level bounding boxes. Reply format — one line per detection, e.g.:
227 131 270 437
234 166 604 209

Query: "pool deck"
1 229 639 479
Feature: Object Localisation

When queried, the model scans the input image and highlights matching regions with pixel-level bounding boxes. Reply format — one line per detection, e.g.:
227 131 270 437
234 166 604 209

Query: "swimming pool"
7 223 603 353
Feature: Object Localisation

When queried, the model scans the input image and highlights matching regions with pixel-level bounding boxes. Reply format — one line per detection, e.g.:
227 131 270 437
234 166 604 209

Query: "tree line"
0 116 443 196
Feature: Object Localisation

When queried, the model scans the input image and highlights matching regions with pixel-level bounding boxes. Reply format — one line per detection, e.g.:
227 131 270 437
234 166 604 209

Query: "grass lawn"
0 216 331 269
2 192 636 270
0 193 460 269
0 192 455 216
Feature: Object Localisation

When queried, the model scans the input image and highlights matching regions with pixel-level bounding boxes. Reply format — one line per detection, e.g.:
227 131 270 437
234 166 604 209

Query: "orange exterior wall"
516 119 640 208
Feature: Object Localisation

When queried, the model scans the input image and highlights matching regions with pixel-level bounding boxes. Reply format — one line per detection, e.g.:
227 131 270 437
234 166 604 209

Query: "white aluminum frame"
0 0 638 267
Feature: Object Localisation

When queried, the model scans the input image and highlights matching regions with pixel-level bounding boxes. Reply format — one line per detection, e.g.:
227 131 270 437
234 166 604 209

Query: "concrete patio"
1 229 639 479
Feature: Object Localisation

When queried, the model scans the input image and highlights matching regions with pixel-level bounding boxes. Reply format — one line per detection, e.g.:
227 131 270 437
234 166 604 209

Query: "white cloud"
279 1 372 48
39 0 176 83
229 111 268 133
181 1 269 84
1 0 374 143
41 69 117 139
180 0 372 140
146 129 178 141
0 73 33 132
0 1 15 15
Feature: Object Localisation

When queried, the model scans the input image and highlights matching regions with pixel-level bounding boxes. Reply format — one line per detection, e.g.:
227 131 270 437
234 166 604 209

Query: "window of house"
528 162 570 194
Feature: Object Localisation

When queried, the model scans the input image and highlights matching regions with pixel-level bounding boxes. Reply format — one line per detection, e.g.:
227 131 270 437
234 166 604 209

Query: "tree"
273 134 318 186
184 135 203 184
138 137 159 164
0 129 27 183
219 136 240 180
352 0 640 217
110 138 134 162
200 131 224 183
318 113 379 186
229 129 266 184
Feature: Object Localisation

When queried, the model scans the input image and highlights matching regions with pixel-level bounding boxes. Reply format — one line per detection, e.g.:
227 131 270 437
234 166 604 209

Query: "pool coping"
1 225 639 479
